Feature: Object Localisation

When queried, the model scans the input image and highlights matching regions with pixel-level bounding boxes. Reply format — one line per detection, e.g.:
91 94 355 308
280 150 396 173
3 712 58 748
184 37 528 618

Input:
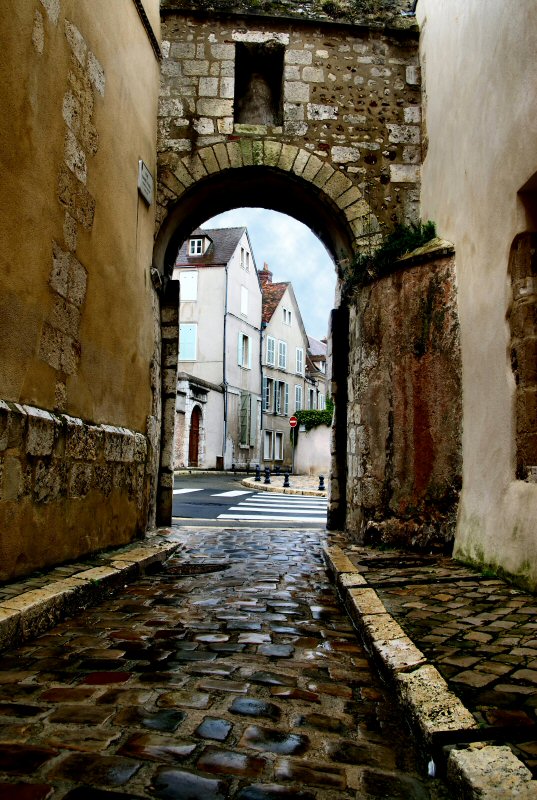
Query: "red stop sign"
289 416 298 428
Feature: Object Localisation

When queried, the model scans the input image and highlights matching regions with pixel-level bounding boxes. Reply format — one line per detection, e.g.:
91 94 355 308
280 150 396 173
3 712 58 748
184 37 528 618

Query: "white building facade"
173 227 262 469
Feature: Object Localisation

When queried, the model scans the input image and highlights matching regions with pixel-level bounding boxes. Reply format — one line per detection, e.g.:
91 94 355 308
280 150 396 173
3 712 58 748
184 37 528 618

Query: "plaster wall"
295 425 331 476
417 0 537 586
0 0 161 579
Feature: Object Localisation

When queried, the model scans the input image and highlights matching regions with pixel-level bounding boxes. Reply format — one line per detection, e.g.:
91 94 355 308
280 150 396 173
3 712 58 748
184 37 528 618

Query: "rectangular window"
238 333 252 368
296 347 304 375
295 385 303 412
264 430 273 460
240 286 248 316
275 432 283 460
189 238 203 255
240 391 250 446
266 336 275 366
278 340 287 370
263 376 273 412
179 323 197 361
245 251 250 272
308 388 316 410
240 247 245 269
179 270 197 301
318 393 325 410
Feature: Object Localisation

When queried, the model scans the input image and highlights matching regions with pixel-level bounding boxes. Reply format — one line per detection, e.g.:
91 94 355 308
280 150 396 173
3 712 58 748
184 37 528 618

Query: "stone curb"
323 544 537 799
0 530 182 653
241 477 326 497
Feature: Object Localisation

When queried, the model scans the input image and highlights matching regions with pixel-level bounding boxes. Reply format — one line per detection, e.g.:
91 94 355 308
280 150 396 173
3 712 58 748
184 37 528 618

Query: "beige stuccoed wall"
0 0 161 580
417 0 537 587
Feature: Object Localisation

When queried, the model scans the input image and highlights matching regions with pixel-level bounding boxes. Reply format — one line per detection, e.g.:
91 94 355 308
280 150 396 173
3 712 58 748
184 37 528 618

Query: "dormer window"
189 237 204 256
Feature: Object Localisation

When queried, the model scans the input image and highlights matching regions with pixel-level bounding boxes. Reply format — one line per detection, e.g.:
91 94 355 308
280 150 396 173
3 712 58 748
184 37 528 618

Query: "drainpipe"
222 263 229 466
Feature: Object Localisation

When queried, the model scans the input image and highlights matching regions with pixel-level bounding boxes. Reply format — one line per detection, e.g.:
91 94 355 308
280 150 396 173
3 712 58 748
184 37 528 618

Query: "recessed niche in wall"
234 42 284 126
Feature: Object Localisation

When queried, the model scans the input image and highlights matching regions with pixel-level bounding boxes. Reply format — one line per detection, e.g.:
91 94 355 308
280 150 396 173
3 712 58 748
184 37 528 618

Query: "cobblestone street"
0 527 448 799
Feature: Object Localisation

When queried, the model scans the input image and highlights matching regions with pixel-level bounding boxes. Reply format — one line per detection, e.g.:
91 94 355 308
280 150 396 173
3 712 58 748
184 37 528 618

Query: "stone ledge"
322 543 534 798
447 744 537 800
0 534 182 653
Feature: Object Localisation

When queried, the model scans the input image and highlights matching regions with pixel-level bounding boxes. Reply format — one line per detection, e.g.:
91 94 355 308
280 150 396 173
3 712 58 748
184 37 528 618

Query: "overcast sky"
202 208 337 341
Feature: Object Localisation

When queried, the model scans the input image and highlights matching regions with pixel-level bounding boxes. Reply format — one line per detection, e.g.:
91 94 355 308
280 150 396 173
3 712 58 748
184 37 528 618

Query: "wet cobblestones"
0 528 448 798
343 546 537 777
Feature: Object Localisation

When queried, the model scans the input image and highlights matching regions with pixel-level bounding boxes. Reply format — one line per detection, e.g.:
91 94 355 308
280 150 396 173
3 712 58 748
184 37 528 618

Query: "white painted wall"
417 0 537 587
295 425 331 477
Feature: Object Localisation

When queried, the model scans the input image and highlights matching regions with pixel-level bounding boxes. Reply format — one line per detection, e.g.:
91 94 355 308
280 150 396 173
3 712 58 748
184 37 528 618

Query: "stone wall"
0 402 149 582
157 9 422 241
346 241 462 550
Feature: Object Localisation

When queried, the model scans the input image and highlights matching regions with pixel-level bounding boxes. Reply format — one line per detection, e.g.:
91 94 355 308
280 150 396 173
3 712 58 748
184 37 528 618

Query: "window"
295 385 302 412
179 271 197 301
179 323 197 361
264 430 273 460
296 347 304 375
318 393 326 410
320 361 326 373
266 336 275 366
274 381 288 415
238 332 252 368
246 251 250 272
278 340 287 369
263 376 273 412
240 247 245 269
283 308 292 325
240 286 248 316
189 238 203 256
275 432 283 460
308 388 316 410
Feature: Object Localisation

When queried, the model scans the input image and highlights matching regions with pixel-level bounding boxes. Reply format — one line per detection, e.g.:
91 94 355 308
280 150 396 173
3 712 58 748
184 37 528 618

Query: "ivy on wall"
291 397 334 441
341 221 437 298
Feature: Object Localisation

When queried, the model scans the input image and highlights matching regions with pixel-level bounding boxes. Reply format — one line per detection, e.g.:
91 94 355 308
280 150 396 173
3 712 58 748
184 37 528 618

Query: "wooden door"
188 406 201 466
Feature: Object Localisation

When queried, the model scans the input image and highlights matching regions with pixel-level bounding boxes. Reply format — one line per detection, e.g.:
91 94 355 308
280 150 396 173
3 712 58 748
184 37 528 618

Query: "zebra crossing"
217 491 327 524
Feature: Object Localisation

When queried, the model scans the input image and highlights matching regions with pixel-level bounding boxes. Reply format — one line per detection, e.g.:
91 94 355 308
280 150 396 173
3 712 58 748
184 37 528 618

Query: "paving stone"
43 727 122 752
0 744 58 773
250 671 296 687
195 717 233 741
152 768 228 799
118 733 197 763
114 707 186 732
229 697 281 720
239 726 309 755
62 789 145 800
258 644 294 658
197 745 266 777
47 753 140 785
237 785 315 799
0 784 54 799
274 758 346 788
157 691 211 709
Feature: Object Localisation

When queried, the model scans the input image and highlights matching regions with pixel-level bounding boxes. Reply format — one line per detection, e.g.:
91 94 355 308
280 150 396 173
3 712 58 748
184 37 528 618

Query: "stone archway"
153 152 374 529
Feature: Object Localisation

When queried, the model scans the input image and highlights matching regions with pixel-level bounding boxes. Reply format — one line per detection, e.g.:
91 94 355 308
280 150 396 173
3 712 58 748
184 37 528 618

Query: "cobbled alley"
0 527 449 799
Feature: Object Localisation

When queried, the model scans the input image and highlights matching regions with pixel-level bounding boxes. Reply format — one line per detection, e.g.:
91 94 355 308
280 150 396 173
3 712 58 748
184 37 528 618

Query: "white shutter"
284 382 289 415
247 335 252 369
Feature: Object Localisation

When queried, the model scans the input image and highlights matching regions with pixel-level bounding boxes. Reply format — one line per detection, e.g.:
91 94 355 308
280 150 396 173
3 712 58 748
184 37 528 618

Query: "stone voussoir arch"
153 139 379 276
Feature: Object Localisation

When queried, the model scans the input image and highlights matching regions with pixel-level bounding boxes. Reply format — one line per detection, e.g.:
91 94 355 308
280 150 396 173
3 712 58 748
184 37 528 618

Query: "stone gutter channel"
323 543 537 800
0 530 184 653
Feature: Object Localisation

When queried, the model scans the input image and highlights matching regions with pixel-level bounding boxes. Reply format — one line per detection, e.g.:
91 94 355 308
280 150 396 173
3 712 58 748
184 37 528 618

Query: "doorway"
189 406 201 466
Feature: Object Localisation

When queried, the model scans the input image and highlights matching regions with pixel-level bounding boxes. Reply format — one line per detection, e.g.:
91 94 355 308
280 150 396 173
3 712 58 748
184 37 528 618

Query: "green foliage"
341 221 437 296
321 0 409 22
291 405 334 441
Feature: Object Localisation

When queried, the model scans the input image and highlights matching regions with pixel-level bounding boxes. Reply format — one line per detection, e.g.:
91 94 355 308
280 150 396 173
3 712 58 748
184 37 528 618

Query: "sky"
202 208 337 341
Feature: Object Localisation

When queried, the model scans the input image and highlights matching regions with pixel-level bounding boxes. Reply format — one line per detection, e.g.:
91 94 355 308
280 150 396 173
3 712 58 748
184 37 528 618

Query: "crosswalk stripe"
217 514 326 522
211 490 252 497
173 488 204 495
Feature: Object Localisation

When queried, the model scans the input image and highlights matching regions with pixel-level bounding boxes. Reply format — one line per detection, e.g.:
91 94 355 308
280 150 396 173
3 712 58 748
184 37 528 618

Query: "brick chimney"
258 262 272 287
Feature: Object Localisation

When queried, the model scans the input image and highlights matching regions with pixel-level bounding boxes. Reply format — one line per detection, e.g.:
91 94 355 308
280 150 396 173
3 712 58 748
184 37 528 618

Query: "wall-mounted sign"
138 159 154 205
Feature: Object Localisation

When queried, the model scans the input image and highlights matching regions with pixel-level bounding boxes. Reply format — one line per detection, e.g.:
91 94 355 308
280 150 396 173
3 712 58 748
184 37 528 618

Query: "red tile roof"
262 281 288 324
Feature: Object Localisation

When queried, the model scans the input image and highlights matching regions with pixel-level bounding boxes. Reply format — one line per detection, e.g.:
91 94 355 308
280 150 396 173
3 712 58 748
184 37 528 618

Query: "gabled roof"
175 226 247 267
262 281 289 324
307 335 327 359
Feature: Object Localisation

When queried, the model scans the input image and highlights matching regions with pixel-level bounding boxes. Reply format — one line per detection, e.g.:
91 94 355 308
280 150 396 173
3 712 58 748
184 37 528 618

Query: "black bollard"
275 465 281 476
264 466 271 485
283 470 290 488
318 475 325 491
255 464 261 482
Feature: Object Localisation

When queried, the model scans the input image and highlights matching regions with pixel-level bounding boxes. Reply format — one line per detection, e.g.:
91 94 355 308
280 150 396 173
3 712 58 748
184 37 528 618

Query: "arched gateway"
153 5 423 526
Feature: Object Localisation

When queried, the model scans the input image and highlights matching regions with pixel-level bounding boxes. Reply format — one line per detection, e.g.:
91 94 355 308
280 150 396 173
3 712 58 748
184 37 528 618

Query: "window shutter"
238 332 243 366
249 394 256 446
247 335 252 369
284 383 289 415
